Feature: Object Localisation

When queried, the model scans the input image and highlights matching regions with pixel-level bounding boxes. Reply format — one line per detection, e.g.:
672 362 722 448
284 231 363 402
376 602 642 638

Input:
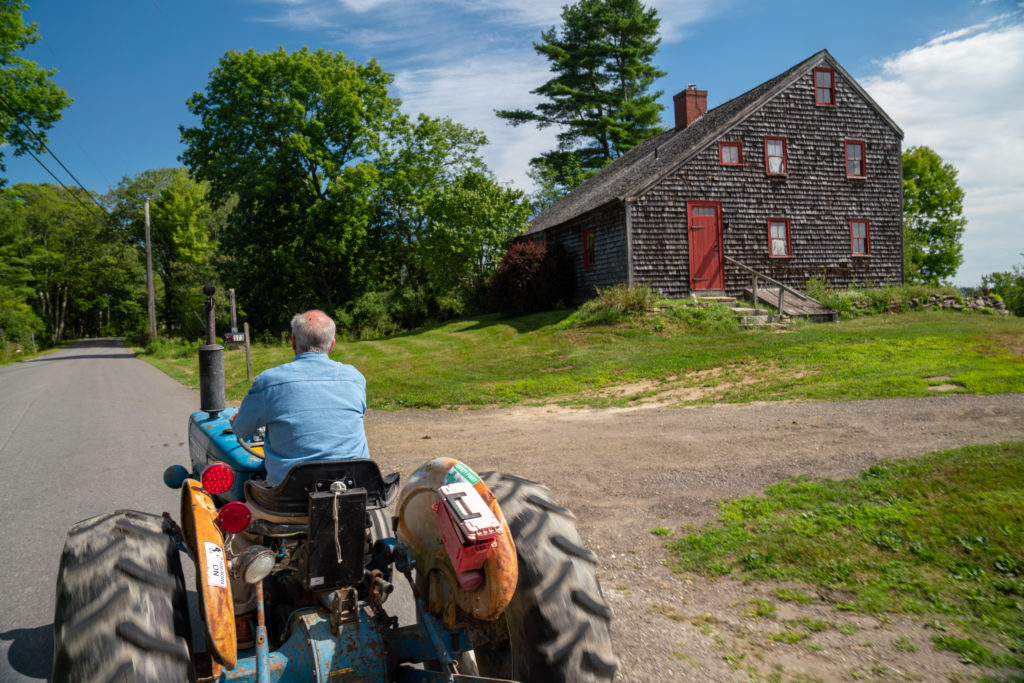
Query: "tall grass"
556 284 657 327
805 278 963 316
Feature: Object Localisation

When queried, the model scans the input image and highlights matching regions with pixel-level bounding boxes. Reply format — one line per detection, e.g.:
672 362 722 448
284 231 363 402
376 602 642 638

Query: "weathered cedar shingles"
630 69 902 298
536 53 902 302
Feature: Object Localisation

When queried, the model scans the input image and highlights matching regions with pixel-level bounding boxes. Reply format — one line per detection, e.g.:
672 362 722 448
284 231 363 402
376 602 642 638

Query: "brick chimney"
673 84 707 131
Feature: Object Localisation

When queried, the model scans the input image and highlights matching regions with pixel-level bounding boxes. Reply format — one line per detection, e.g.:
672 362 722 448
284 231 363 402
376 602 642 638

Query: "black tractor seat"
244 460 398 518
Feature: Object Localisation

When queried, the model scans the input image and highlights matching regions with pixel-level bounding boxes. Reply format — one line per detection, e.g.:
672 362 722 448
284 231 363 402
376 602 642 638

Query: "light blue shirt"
232 352 370 486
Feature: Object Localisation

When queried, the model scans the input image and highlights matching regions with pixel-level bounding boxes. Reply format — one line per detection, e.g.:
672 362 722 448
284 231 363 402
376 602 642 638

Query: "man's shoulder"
253 354 364 388
250 359 302 389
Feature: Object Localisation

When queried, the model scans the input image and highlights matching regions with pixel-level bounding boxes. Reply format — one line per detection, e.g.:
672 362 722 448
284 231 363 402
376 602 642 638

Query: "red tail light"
217 501 252 534
201 462 235 495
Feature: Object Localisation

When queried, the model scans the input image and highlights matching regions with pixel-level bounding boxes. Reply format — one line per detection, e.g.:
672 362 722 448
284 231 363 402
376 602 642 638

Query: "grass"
665 441 1024 670
135 306 1024 408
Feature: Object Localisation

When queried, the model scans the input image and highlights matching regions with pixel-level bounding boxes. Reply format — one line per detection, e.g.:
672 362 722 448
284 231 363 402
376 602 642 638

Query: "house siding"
630 66 903 298
543 202 629 301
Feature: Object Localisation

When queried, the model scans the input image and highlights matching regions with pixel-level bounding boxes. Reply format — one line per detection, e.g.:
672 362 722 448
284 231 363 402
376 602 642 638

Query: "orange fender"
180 479 237 669
397 458 517 627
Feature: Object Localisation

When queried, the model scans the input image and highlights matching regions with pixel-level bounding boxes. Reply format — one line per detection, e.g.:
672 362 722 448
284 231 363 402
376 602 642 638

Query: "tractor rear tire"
52 510 193 683
474 472 619 682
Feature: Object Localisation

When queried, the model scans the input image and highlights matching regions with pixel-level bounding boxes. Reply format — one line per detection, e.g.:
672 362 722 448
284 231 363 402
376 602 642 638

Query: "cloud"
393 49 556 189
648 0 734 42
862 15 1024 283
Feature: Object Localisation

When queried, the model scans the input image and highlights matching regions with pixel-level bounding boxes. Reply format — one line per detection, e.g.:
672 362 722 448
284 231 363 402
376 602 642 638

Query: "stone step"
740 322 789 330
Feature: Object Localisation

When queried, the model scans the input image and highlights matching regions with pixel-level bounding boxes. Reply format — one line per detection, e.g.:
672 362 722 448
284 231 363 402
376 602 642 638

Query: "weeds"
556 284 656 328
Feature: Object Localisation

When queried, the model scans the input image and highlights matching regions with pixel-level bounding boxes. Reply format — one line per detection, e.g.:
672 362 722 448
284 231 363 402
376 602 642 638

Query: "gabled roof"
529 49 903 234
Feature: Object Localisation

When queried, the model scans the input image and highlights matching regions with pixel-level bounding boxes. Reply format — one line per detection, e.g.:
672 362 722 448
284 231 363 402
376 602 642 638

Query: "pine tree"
498 0 665 192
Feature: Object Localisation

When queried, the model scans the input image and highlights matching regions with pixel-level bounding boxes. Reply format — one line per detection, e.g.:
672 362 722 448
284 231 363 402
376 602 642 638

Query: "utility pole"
229 288 238 333
144 199 157 341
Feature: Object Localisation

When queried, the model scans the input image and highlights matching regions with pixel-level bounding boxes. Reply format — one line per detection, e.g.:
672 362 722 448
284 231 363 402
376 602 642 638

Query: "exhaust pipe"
199 284 226 418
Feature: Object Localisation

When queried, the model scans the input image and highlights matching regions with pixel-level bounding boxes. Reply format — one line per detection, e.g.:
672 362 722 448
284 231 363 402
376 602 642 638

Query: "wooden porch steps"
742 287 839 323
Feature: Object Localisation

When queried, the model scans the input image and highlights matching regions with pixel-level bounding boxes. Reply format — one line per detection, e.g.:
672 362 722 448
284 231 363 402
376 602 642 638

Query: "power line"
0 93 108 215
0 120 102 216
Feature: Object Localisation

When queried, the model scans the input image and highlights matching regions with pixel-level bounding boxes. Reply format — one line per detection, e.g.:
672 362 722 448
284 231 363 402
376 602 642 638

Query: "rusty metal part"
255 581 270 683
396 458 517 626
180 478 237 669
367 568 394 610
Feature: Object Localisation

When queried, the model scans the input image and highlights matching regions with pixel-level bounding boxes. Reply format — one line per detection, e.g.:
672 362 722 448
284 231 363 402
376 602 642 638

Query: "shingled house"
528 50 904 300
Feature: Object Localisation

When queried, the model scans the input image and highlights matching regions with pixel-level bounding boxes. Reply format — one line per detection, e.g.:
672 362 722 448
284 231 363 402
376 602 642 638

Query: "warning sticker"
444 462 481 486
204 542 228 588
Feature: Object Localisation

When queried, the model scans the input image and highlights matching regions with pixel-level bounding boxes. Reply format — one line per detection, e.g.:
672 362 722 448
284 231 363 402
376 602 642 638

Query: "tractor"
50 295 618 682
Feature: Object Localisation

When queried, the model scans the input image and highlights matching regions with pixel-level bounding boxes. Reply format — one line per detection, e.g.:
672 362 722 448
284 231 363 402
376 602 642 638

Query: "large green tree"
366 115 530 322
902 146 967 285
181 47 399 329
5 184 143 343
0 1 73 185
106 168 230 336
497 0 665 193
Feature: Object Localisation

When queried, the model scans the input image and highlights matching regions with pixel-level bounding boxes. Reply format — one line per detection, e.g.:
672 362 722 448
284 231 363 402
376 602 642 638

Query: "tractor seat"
244 460 398 518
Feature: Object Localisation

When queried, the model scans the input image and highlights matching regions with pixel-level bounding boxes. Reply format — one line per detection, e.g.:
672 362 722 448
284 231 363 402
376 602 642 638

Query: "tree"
902 146 967 285
106 168 229 336
0 190 43 350
497 0 665 189
181 47 400 330
6 184 143 343
981 255 1024 317
0 1 73 185
365 114 531 323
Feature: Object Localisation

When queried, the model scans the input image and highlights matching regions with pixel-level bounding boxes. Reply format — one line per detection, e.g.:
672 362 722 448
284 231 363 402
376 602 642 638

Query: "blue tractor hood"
188 408 266 502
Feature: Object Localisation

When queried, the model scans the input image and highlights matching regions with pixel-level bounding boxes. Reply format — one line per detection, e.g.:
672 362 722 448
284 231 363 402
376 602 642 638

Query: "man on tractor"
230 309 370 485
228 308 371 645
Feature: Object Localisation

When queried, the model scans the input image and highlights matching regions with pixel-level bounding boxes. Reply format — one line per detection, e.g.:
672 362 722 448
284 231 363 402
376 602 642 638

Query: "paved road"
0 339 199 681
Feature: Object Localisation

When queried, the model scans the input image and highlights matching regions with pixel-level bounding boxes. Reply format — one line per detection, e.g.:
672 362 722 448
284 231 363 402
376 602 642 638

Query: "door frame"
687 200 724 291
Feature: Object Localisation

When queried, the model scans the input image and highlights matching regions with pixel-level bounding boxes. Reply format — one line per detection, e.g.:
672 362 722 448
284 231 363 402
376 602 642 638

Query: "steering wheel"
235 432 266 460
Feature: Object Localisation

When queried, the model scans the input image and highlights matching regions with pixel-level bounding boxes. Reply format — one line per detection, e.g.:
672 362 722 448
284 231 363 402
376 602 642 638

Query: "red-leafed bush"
489 240 573 316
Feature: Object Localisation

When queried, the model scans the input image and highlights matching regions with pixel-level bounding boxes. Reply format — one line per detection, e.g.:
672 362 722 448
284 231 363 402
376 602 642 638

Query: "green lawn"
663 441 1024 670
137 308 1024 408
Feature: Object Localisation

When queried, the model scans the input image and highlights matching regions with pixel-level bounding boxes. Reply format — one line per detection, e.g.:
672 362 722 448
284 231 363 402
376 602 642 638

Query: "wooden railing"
723 256 808 315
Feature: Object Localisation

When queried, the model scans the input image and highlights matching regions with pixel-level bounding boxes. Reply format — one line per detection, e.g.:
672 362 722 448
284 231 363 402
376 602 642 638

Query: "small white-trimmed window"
768 218 791 257
764 137 787 176
719 141 742 166
850 219 870 255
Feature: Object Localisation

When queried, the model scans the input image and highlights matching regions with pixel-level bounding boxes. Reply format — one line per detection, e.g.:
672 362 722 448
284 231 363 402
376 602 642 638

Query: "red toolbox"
434 482 502 573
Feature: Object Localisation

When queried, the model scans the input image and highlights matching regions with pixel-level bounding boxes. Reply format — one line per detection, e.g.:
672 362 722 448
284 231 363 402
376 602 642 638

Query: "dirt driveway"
367 393 1024 681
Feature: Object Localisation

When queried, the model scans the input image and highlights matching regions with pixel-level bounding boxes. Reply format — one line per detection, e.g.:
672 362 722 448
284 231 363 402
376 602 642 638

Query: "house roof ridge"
528 48 899 234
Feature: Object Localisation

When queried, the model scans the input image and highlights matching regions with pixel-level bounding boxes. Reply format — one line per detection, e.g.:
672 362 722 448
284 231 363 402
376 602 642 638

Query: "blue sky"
7 0 1023 286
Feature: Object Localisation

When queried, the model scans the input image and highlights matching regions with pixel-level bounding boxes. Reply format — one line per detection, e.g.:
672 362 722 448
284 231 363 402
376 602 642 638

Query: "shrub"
982 263 1024 316
488 240 572 317
143 337 201 359
336 291 403 340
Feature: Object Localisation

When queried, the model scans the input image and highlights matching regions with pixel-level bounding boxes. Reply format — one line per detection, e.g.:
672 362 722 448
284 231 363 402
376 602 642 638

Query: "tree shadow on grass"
455 309 573 334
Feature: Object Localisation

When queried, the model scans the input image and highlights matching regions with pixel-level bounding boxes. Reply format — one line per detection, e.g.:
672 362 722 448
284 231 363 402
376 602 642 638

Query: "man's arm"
230 389 265 439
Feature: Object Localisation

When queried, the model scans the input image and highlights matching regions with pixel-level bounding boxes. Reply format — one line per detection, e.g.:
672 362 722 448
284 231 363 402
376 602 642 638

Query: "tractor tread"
52 510 193 683
473 471 619 682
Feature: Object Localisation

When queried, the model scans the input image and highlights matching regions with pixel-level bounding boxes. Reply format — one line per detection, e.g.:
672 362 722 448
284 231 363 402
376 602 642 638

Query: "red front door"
687 201 723 291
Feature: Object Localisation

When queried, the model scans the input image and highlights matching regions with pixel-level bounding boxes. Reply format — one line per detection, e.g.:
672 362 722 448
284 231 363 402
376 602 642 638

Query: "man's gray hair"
291 310 336 353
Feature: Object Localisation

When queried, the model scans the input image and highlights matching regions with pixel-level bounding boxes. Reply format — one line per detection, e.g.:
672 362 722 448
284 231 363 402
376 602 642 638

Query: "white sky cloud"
862 15 1024 283
393 49 554 188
